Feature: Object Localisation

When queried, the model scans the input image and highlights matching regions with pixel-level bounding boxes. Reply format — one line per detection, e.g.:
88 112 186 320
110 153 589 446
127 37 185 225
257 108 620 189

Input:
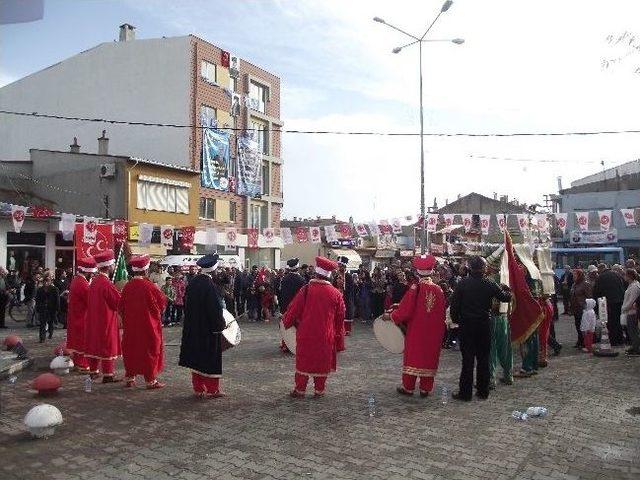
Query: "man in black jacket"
278 258 306 353
35 276 60 342
593 263 626 346
450 256 512 401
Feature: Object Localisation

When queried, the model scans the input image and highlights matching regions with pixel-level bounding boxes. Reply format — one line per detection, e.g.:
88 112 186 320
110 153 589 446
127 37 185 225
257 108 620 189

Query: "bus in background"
550 247 625 278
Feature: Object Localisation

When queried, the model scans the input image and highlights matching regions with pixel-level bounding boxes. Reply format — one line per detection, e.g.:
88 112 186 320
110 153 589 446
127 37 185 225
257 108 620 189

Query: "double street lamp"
374 0 464 254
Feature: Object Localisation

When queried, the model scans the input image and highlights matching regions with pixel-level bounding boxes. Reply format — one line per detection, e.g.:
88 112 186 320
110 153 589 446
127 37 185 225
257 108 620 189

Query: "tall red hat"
413 254 437 275
77 257 97 273
315 256 338 278
129 254 150 272
94 249 115 268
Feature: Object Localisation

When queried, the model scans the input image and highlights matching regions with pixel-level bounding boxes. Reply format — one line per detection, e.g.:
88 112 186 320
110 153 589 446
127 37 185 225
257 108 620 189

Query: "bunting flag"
621 208 637 227
337 223 352 238
138 223 153 246
391 218 402 233
479 215 491 235
355 223 368 237
83 216 98 244
309 226 321 244
516 214 528 232
426 213 439 233
324 225 338 243
535 214 549 233
247 228 259 249
504 230 544 344
379 219 391 234
367 222 380 236
10 205 27 233
205 227 217 250
225 227 238 248
555 213 568 234
31 205 53 218
161 225 174 248
575 211 589 231
263 227 275 244
180 226 195 250
443 214 455 228
461 214 473 233
281 227 293 245
496 214 507 233
295 227 309 243
598 210 612 231
114 220 128 243
60 213 76 241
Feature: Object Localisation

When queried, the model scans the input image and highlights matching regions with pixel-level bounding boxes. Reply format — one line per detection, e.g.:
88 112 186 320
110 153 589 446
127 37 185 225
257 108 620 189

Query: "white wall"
0 36 192 166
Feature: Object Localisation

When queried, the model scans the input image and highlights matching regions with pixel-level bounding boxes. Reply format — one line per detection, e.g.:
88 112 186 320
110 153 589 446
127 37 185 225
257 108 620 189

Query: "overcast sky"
2 0 639 222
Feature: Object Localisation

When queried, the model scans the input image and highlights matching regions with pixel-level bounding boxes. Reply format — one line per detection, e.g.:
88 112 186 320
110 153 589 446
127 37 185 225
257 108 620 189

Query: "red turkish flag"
31 205 53 218
180 226 195 250
295 227 309 243
221 50 230 68
113 220 128 243
337 223 352 238
247 228 259 249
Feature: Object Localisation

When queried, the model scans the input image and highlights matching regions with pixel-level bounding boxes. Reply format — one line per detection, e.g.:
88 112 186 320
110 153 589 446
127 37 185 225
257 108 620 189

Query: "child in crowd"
581 298 597 353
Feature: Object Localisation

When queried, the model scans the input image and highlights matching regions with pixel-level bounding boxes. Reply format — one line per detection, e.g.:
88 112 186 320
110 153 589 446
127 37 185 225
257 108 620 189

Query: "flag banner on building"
426 214 439 233
237 134 262 198
10 205 27 233
114 220 128 243
201 128 230 191
247 229 259 249
337 223 352 238
535 214 549 233
309 226 321 244
324 225 338 243
263 228 275 244
355 223 368 237
621 208 637 227
461 214 473 232
496 214 507 233
138 223 153 246
31 205 53 218
221 50 230 67
74 223 114 263
281 227 293 245
379 220 392 234
295 227 309 243
516 214 528 232
575 211 589 231
61 213 76 240
443 214 455 228
598 210 612 231
180 226 195 251
555 213 568 234
570 229 618 245
112 246 129 288
83 216 98 244
479 215 491 235
225 228 238 249
161 225 174 248
391 218 402 234
504 231 544 345
205 227 217 251
367 222 380 236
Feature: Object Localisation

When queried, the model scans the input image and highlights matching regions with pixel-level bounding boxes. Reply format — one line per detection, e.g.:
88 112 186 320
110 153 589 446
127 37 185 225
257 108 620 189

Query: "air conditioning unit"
99 163 116 178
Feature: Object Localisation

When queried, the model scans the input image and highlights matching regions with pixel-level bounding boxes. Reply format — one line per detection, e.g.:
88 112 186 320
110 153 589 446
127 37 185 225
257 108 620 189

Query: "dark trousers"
371 293 385 319
548 321 562 352
163 302 174 325
173 305 184 324
235 294 245 315
39 310 56 341
574 313 584 347
459 321 491 400
606 302 624 346
0 291 8 327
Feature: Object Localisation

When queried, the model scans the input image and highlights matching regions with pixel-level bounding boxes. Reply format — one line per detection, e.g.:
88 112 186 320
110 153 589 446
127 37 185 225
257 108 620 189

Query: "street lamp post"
374 1 463 255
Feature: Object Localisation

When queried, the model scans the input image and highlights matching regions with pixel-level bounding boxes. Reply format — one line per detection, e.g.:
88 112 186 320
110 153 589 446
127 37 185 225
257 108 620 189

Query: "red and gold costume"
537 298 554 364
66 257 96 372
391 255 447 395
282 256 345 396
119 255 167 386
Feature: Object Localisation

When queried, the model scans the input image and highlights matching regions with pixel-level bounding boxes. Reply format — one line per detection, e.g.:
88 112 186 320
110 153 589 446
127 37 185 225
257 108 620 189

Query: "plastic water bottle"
84 375 92 393
8 376 17 385
440 386 449 405
526 406 548 417
367 394 376 418
511 410 529 421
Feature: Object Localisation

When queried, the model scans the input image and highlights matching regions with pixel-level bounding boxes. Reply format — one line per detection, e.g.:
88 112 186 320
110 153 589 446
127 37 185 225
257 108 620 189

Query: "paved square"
1 315 639 480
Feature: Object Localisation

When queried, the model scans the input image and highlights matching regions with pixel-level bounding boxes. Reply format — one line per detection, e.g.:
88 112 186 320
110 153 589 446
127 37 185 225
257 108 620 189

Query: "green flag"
112 247 128 285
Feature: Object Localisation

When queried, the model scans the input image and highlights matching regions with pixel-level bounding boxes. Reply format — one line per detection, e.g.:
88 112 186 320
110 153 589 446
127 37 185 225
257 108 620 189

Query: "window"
201 104 217 126
261 160 270 195
250 119 269 154
199 197 215 220
249 80 268 113
137 176 190 214
229 76 237 93
229 201 237 222
250 204 267 230
201 60 217 84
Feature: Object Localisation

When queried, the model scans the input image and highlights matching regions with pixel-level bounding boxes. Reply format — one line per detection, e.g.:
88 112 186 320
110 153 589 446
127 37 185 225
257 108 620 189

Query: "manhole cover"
626 407 640 416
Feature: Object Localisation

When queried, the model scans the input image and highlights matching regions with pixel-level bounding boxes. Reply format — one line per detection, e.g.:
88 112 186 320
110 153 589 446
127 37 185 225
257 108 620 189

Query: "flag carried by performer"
504 231 543 344
112 246 128 289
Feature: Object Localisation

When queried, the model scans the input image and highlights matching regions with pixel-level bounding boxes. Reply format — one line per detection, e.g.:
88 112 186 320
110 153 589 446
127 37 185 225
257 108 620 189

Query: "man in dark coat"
593 263 627 346
35 275 60 343
333 256 356 335
278 258 306 353
179 254 226 398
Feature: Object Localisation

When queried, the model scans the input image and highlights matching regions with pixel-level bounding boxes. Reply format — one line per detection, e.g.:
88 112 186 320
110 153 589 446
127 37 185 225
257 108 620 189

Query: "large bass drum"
373 315 406 354
279 320 296 355
221 309 241 351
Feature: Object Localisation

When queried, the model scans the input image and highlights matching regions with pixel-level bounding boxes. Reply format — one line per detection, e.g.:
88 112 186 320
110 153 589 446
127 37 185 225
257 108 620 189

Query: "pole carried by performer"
278 258 306 353
282 256 346 398
178 253 227 398
83 249 122 382
384 255 446 397
333 256 355 336
119 254 167 389
66 257 96 373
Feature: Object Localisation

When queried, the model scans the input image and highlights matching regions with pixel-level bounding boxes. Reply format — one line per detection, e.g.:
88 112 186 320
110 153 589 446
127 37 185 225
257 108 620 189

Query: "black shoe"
476 393 489 400
419 391 430 398
396 386 414 396
452 392 471 402
625 349 640 357
553 345 562 356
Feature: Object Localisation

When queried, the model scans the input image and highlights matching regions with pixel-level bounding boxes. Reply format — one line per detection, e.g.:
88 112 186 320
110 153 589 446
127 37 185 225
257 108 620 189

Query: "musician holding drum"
383 255 447 397
179 254 228 398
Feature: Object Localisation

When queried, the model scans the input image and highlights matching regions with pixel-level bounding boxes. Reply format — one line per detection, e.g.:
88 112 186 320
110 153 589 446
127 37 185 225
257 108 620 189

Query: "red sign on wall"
74 223 114 262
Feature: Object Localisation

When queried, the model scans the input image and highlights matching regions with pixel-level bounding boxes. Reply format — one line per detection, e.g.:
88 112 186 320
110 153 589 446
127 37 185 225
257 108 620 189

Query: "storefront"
193 230 282 270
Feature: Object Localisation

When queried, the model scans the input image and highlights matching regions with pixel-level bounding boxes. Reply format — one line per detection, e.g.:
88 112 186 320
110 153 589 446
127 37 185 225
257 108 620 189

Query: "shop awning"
374 249 396 258
328 249 362 269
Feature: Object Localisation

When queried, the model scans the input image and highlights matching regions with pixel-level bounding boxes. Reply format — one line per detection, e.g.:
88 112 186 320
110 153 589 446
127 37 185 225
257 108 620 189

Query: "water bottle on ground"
512 410 529 421
440 385 449 405
84 375 92 393
367 394 376 418
526 406 548 417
